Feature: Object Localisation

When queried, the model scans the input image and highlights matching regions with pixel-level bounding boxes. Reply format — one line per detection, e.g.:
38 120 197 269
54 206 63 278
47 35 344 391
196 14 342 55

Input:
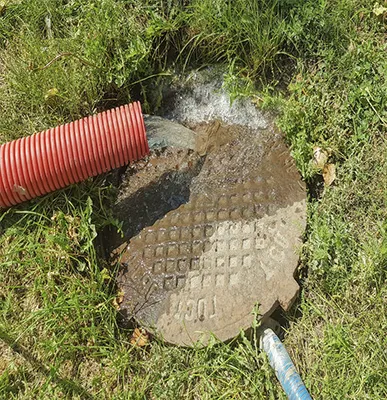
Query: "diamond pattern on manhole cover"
117 125 306 345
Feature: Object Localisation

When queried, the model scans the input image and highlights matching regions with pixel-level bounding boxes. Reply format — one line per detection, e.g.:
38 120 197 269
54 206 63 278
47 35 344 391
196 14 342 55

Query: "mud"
115 121 306 345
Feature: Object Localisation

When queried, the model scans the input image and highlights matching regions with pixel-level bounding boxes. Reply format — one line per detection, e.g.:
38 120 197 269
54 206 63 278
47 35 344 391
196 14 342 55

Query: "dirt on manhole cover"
116 122 306 345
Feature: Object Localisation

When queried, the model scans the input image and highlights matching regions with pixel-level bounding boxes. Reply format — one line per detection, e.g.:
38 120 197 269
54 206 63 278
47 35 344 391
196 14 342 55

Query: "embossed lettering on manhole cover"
117 126 306 345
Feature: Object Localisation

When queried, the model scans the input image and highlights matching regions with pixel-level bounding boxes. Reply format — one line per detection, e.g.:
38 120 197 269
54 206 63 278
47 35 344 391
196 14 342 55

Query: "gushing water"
165 69 268 131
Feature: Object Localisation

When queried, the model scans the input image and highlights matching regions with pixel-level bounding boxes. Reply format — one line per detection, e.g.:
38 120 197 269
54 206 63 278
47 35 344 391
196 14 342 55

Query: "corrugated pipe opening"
0 101 149 208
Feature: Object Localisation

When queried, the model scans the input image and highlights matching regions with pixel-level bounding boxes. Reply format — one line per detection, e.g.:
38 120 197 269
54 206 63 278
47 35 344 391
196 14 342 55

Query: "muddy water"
116 120 306 345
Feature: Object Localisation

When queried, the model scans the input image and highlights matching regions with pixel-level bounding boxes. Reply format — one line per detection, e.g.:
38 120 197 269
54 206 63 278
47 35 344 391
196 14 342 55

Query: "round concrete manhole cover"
116 120 307 345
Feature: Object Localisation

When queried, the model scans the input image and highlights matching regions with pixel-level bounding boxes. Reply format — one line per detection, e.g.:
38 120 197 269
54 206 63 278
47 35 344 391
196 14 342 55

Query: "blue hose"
260 328 312 400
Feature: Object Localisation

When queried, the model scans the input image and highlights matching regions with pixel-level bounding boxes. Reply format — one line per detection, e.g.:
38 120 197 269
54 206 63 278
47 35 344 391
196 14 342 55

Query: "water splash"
165 69 268 131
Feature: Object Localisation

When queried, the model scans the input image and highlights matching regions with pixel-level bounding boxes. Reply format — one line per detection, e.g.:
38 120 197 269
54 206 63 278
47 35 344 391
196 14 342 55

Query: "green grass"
1 0 387 398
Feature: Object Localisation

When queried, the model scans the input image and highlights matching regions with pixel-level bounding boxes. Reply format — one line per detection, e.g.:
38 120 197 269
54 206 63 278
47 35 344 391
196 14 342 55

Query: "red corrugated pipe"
0 101 149 208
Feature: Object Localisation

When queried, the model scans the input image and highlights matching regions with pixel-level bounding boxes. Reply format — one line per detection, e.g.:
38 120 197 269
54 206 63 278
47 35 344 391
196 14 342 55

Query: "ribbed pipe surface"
0 102 149 208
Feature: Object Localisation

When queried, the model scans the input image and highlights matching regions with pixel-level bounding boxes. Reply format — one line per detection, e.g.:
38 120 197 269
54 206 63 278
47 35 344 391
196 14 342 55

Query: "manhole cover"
117 122 306 345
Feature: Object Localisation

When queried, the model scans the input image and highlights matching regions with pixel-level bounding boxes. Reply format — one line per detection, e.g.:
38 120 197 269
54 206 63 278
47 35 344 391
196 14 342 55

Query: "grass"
0 0 387 398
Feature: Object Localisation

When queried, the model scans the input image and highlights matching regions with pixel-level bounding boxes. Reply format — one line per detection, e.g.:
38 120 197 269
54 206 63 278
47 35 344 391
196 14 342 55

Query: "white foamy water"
165 70 268 131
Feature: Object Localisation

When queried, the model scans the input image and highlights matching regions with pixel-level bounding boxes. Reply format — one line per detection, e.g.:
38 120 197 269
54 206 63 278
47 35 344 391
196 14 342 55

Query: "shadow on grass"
0 328 94 399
